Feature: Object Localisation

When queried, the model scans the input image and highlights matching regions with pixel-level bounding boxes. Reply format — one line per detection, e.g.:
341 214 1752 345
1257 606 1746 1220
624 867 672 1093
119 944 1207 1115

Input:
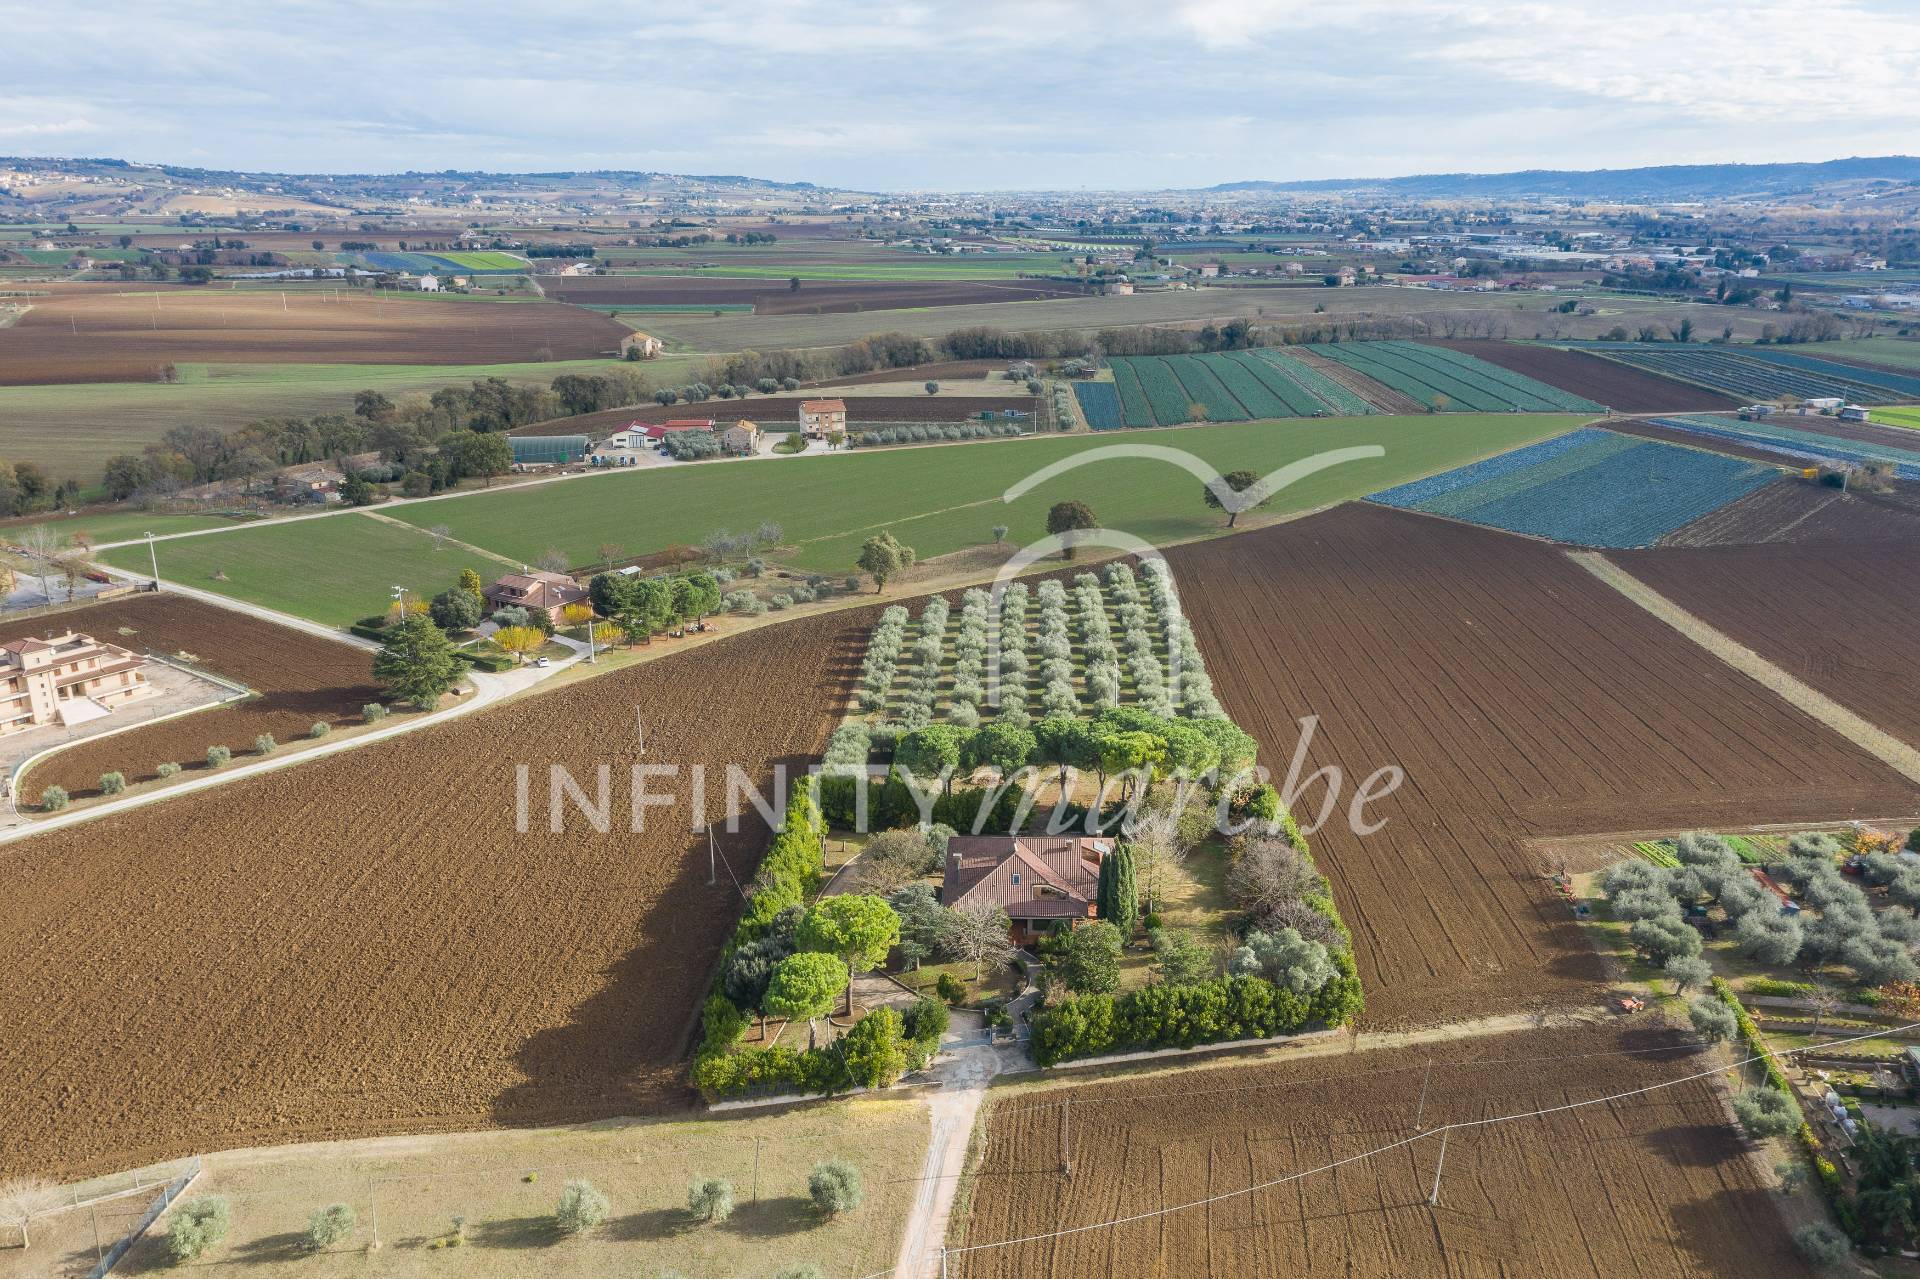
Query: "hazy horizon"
5 0 1919 191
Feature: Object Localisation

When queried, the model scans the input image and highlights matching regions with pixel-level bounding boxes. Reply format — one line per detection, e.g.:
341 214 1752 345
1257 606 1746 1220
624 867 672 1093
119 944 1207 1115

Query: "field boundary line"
360 510 522 570
1570 551 1920 784
922 1017 1920 1272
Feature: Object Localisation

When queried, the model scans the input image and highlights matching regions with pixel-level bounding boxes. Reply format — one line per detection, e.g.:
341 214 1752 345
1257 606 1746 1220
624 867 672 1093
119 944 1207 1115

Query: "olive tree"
1731 1087 1800 1140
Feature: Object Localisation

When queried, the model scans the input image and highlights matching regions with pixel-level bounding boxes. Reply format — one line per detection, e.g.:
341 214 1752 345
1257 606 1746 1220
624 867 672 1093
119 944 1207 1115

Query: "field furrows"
955 1022 1811 1278
1168 504 1917 1022
0 607 873 1177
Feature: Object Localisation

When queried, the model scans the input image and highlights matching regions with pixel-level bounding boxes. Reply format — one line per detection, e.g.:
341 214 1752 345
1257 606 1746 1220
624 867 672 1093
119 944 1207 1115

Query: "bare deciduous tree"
0 1177 61 1250
1226 835 1329 929
941 900 1016 981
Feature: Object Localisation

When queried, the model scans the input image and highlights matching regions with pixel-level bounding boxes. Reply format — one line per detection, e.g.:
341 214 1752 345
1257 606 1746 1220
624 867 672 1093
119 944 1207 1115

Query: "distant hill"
1208 156 1920 200
0 156 845 219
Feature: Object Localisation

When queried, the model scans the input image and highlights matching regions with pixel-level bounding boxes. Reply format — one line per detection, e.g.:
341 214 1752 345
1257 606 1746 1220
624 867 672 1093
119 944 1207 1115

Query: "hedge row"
1032 960 1363 1066
1710 978 1860 1240
692 998 945 1097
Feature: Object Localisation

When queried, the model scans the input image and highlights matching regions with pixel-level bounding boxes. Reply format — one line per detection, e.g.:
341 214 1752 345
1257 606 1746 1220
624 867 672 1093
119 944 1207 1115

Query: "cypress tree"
1111 847 1139 938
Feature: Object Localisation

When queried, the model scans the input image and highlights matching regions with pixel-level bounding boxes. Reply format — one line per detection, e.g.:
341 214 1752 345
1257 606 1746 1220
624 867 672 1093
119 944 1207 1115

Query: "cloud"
0 1 1910 188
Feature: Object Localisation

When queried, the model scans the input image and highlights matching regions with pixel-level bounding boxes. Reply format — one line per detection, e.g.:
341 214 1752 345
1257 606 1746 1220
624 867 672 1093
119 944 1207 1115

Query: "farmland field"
1367 427 1779 547
511 393 1038 438
1430 340 1739 411
1582 343 1909 403
1649 414 1920 479
105 415 1582 625
1311 341 1604 412
430 250 528 271
0 594 379 798
952 1021 1813 1278
1167 504 1917 1023
0 287 629 384
0 354 702 485
1611 538 1920 745
1101 351 1359 426
1879 405 1920 428
1656 474 1920 547
0 605 869 1178
1819 338 1920 373
133 513 502 627
1070 380 1122 430
545 273 1090 314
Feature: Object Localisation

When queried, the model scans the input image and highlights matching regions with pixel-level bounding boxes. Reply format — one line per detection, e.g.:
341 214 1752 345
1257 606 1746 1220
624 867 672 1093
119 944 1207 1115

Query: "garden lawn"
108 515 498 627
105 415 1580 626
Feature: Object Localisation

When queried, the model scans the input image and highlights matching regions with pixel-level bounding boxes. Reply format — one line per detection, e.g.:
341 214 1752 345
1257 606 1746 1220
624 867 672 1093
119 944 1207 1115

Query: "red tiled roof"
942 834 1113 920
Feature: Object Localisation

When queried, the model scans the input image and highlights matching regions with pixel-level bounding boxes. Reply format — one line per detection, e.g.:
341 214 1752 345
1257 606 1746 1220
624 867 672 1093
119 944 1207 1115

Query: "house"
798 399 847 438
1 632 153 737
483 570 588 624
720 420 760 455
416 273 441 292
942 834 1115 945
620 331 663 359
274 461 346 504
603 421 654 450
1197 262 1221 278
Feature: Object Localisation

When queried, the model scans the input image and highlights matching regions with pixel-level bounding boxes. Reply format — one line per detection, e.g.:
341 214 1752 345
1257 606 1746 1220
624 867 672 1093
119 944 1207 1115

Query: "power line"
887 1018 1919 1273
985 1024 1738 1121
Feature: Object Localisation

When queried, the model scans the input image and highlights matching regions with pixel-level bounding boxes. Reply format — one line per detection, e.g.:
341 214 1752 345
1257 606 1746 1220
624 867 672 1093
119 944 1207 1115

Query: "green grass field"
108 515 502 627
0 354 707 487
103 414 1582 625
1822 338 1920 372
1874 405 1920 430
618 257 1057 281
433 251 529 271
7 510 248 546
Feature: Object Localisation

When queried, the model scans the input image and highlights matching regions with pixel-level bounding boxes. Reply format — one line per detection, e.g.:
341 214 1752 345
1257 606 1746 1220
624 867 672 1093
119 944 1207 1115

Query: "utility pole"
708 824 718 886
752 1137 761 1205
1415 1058 1433 1129
368 1178 381 1249
1060 1097 1071 1175
144 531 160 586
1428 1129 1449 1208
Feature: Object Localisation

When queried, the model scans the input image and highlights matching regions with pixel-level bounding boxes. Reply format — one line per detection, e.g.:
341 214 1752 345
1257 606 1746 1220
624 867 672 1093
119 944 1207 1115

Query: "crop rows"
1369 426 1778 547
1244 348 1375 415
866 560 1217 727
1103 352 1359 426
1312 341 1601 412
1386 342 1603 411
1730 347 1920 400
1071 381 1124 430
1650 415 1920 479
1588 345 1897 403
1110 359 1152 425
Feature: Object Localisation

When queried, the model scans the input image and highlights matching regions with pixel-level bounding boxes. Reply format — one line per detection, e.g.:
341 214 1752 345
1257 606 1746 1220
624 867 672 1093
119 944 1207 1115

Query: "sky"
5 0 1920 191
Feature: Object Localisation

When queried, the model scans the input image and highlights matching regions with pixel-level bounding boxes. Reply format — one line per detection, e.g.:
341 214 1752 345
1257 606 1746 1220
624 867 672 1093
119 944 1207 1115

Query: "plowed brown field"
1167 504 1918 1024
0 607 867 1178
1659 477 1920 547
1612 539 1920 745
953 1021 1810 1278
1433 341 1739 412
0 288 628 383
0 594 378 798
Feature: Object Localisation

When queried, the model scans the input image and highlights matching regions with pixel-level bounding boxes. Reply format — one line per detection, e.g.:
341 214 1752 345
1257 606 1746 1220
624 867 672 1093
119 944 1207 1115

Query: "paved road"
0 632 590 847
